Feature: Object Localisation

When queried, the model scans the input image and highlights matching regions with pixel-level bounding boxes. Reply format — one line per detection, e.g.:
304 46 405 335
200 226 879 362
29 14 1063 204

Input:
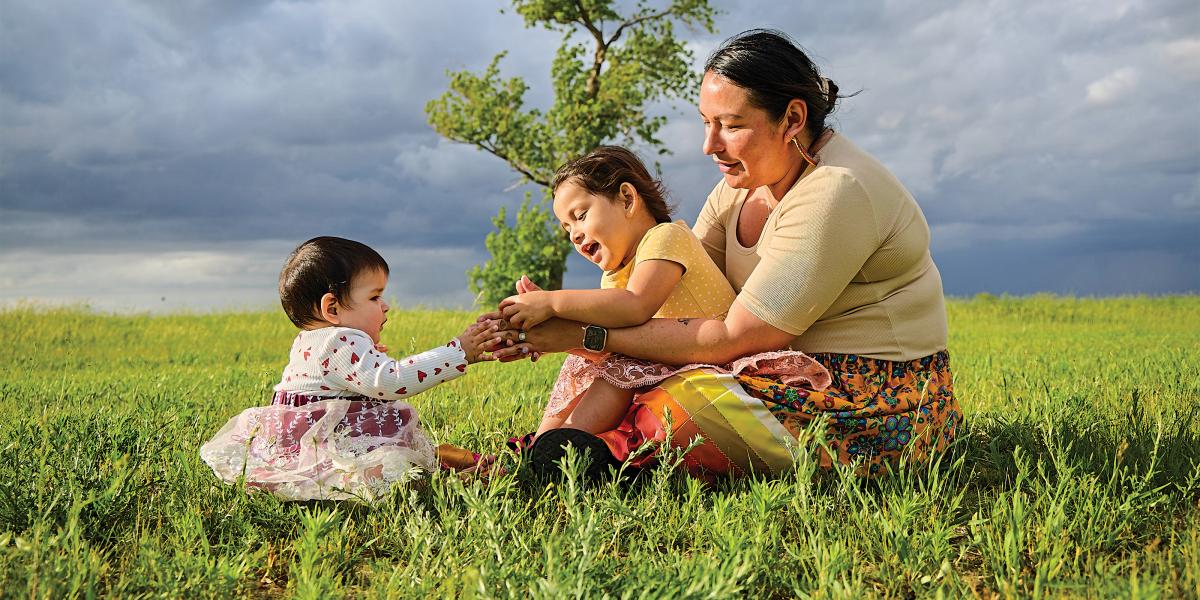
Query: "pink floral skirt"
199 391 436 501
544 350 832 418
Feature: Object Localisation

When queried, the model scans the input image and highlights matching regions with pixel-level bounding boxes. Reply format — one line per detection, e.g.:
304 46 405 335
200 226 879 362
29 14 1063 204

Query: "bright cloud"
1086 67 1139 106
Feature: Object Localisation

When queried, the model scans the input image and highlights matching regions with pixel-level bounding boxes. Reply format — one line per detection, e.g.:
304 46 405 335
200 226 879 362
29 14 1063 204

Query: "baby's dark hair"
551 146 674 224
279 236 389 328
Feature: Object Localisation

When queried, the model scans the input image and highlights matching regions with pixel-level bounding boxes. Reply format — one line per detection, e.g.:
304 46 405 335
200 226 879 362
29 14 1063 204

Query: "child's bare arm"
499 259 684 329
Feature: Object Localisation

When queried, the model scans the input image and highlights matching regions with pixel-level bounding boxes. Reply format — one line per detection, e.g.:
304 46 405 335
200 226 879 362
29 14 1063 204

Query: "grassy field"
1 296 1198 598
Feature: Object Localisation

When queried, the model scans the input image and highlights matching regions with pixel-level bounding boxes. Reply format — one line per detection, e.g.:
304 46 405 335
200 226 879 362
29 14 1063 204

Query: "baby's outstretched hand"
498 291 553 330
457 321 497 364
373 343 389 354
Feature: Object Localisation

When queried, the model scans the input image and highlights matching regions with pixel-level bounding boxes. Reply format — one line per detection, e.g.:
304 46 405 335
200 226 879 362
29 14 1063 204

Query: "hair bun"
825 78 839 108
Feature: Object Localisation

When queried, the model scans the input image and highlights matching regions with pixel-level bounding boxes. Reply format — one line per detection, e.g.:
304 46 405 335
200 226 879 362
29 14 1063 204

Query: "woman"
495 29 960 478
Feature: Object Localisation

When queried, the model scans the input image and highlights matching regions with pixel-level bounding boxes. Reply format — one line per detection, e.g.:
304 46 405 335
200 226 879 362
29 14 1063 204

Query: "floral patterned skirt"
594 351 960 478
199 392 436 501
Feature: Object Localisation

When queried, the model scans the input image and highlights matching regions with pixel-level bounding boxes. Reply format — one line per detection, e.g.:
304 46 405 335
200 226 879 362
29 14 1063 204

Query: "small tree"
466 195 569 307
426 0 716 306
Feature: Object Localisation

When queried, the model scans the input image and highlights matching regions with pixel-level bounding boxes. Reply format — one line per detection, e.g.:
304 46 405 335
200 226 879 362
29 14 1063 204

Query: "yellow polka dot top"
600 221 736 320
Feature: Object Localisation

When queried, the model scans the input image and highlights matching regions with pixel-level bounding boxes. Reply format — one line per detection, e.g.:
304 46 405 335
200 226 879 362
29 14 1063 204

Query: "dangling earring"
792 137 819 168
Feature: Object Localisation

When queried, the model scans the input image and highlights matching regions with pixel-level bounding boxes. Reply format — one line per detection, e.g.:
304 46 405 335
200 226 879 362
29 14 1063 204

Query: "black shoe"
529 428 618 481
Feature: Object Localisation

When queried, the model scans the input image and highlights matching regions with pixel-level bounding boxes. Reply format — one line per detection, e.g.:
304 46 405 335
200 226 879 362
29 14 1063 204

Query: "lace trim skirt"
199 392 436 501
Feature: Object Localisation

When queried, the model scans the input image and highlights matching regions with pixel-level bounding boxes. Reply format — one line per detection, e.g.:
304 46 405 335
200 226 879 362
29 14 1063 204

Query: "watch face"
583 325 607 351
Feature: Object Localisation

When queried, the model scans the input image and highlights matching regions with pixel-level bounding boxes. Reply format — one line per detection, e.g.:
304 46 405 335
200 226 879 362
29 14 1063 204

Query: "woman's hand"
491 317 583 362
479 320 531 363
478 275 555 363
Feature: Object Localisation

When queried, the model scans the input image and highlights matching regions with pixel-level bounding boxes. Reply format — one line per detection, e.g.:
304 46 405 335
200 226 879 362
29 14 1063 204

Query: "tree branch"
606 8 673 47
572 0 605 46
574 0 608 99
475 140 551 188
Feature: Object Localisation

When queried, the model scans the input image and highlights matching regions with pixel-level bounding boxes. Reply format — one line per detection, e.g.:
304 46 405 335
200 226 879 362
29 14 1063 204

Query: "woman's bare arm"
495 299 797 366
607 301 796 364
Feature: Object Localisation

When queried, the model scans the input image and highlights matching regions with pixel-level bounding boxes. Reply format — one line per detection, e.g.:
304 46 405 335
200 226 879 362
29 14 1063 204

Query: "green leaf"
426 0 718 303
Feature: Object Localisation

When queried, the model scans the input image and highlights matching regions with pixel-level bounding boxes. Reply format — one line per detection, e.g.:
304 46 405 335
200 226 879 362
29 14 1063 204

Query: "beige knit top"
693 133 948 361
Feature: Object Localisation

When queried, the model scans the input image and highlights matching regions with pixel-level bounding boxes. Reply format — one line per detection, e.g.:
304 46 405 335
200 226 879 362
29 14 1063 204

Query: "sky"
1 0 1197 313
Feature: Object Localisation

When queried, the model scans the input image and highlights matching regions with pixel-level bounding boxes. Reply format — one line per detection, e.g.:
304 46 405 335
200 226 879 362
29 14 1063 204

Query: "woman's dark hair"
704 29 845 138
551 146 674 224
278 236 389 328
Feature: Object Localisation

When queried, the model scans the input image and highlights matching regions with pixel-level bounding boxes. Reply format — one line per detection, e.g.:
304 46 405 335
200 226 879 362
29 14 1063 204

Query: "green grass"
1 296 1198 598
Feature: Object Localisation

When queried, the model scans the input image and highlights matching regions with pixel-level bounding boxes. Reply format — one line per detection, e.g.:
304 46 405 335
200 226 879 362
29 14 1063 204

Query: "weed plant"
0 296 1197 597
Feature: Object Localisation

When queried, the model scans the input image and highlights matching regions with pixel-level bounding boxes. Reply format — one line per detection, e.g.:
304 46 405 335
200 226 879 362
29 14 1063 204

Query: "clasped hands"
475 275 577 362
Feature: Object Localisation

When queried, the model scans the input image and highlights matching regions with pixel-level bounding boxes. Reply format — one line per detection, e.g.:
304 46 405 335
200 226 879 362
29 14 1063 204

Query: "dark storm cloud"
0 0 556 253
934 218 1200 296
1 0 1197 310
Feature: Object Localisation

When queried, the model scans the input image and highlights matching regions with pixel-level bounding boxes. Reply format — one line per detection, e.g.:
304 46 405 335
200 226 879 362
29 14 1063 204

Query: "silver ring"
517 330 527 342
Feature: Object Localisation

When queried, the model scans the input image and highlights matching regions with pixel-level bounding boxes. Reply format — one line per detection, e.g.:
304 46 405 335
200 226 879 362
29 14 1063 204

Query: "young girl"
497 147 829 451
200 236 493 501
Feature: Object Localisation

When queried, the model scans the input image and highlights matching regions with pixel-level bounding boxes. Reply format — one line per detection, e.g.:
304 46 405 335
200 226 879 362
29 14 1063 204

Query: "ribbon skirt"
595 351 960 478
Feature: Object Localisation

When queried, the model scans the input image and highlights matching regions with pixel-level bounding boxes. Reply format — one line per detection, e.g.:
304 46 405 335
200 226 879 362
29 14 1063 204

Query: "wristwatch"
582 324 608 352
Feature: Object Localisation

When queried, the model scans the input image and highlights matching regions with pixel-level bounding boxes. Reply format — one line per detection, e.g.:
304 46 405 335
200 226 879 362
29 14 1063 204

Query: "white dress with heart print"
200 326 468 501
